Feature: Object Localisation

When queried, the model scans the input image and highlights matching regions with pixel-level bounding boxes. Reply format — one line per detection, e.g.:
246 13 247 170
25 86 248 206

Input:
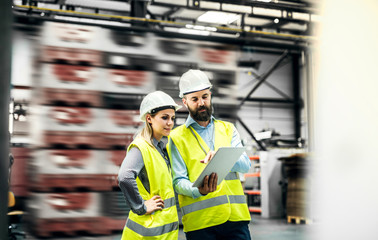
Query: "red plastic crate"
42 46 103 66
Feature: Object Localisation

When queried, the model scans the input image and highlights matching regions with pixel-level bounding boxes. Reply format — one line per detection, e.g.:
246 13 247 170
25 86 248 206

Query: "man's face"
182 89 212 122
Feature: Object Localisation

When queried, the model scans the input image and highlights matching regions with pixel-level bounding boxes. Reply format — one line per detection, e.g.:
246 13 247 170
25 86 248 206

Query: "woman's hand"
200 151 216 164
144 195 165 214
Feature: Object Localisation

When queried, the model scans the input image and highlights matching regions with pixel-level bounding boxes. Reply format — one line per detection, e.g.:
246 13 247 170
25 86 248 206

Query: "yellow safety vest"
168 119 250 232
121 137 179 240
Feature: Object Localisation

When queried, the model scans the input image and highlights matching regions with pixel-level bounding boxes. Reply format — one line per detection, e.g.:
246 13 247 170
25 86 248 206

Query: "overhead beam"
151 1 316 22
162 6 180 20
13 4 314 43
13 12 308 51
237 97 294 104
199 0 317 14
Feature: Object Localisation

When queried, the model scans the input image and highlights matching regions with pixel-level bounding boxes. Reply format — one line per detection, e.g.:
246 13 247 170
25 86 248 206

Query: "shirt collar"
152 138 161 148
185 115 215 128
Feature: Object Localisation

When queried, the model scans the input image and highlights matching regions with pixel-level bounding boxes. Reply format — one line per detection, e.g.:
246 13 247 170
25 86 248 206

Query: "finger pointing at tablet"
200 151 216 164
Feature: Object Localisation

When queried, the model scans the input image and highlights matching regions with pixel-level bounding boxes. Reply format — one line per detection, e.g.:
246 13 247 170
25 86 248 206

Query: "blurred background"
2 0 378 240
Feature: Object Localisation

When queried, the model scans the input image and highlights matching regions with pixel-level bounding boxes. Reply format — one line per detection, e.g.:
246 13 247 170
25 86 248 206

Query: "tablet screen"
192 147 246 188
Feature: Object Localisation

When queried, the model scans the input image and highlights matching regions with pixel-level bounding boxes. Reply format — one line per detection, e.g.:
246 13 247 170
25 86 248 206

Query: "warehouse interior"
2 0 378 240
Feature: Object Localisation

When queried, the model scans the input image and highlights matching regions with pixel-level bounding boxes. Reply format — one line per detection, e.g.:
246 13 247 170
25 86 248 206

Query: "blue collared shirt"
168 115 251 199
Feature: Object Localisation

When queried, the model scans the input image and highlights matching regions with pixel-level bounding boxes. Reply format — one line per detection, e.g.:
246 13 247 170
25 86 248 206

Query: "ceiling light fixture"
185 24 217 32
179 28 210 36
53 15 130 27
197 11 239 25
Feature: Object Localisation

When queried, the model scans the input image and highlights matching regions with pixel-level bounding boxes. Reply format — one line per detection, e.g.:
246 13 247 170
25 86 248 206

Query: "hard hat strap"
150 105 175 114
183 87 211 97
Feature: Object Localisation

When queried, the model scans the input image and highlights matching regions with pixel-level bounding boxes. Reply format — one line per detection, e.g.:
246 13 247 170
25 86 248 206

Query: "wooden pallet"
287 216 312 224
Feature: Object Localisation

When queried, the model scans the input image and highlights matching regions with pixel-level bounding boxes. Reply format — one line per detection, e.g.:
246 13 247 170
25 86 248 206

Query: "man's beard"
188 104 212 122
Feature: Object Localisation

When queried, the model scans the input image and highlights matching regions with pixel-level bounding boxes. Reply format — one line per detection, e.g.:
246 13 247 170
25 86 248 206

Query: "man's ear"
182 97 187 106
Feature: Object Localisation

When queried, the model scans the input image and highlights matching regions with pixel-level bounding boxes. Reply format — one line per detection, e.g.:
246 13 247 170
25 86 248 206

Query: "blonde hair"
134 113 157 147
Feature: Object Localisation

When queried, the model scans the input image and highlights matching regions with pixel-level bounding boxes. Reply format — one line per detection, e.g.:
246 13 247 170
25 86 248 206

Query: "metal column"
131 0 148 27
292 53 301 140
0 0 12 239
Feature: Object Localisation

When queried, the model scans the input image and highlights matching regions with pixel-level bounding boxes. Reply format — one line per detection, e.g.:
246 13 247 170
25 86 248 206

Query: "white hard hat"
179 69 212 98
139 91 181 122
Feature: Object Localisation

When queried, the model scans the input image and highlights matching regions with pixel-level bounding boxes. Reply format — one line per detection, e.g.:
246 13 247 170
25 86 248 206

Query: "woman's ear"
146 114 152 124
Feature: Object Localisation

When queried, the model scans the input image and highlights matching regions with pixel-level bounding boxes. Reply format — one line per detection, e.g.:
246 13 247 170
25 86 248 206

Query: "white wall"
313 1 378 239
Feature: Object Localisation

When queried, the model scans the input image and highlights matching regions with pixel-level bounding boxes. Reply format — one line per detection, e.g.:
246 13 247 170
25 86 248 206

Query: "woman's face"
146 109 175 140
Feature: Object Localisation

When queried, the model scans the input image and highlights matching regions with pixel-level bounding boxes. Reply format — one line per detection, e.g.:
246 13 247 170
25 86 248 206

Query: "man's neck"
196 120 210 127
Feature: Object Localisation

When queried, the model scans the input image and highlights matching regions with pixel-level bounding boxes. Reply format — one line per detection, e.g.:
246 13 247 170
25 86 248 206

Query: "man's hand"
200 151 216 164
144 195 164 214
198 172 218 195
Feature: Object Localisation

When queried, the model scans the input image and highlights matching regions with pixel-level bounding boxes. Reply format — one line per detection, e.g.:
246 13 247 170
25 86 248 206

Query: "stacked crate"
10 147 30 198
28 22 154 237
278 153 311 224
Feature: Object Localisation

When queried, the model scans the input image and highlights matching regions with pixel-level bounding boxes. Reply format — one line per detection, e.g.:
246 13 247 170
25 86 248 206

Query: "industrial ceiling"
13 0 319 50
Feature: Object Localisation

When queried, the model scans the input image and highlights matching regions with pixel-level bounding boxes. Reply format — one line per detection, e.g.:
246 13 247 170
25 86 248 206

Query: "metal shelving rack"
244 155 262 214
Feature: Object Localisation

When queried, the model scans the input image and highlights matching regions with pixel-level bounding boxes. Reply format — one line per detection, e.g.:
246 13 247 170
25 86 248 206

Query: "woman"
118 91 181 240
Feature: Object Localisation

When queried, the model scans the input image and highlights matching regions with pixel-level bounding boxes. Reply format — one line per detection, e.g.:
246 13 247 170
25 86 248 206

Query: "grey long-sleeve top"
118 138 170 215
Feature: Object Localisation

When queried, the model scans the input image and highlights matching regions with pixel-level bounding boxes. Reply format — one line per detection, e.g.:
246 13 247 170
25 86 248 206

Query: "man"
167 69 252 240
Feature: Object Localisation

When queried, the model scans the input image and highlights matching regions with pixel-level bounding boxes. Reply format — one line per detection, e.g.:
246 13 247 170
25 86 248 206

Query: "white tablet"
192 146 246 188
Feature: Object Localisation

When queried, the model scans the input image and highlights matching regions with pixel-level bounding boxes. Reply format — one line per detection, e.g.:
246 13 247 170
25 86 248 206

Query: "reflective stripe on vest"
126 218 179 237
181 194 247 216
163 196 176 208
228 195 247 204
181 195 228 216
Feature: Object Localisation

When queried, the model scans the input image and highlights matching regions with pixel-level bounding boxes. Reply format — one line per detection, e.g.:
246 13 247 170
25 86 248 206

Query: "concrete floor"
175 214 315 240
17 214 316 240
249 215 314 240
